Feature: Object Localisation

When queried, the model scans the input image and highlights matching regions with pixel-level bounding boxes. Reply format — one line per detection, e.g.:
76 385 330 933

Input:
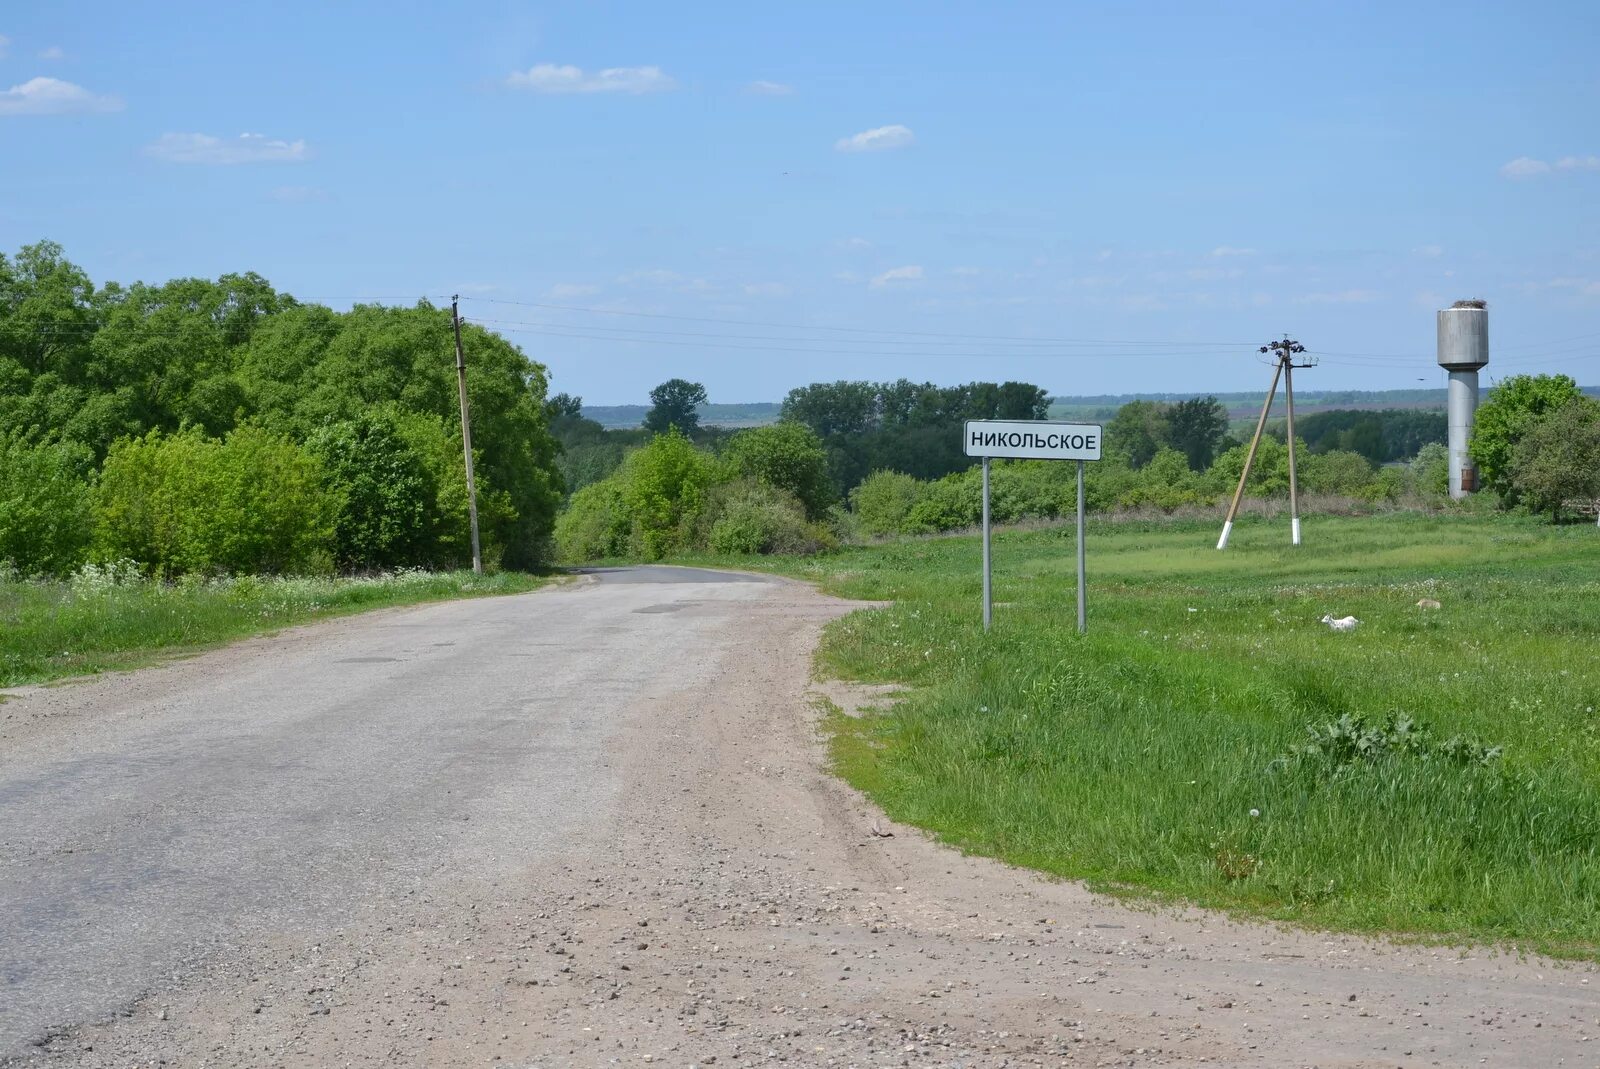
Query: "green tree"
1507 397 1600 521
644 378 707 435
722 421 833 518
1166 396 1229 471
1105 400 1170 469
306 412 435 570
545 392 584 420
1470 373 1583 499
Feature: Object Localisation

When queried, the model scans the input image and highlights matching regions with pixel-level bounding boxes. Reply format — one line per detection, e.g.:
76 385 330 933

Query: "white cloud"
547 282 601 299
1556 155 1600 172
617 269 682 285
870 265 923 288
743 282 789 297
746 80 793 96
145 132 310 164
1413 244 1443 258
835 124 914 153
1501 156 1552 178
505 64 675 94
1210 245 1255 257
0 77 122 116
0 35 9 58
38 45 65 61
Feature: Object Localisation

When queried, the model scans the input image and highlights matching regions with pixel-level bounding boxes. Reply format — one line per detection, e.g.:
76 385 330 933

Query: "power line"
460 316 1252 361
458 295 1251 348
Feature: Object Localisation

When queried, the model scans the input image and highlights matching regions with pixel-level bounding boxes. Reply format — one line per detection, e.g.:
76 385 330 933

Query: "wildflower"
1249 808 1261 818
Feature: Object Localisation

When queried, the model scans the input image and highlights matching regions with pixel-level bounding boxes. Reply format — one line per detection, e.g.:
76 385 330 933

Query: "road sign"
963 420 1103 461
965 421 1104 634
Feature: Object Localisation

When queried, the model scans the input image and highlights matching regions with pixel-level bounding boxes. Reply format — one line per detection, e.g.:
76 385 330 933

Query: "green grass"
0 564 549 688
704 513 1600 957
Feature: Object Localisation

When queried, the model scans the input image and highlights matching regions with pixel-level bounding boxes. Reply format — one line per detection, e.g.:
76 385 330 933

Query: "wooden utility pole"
1216 337 1311 550
451 296 483 574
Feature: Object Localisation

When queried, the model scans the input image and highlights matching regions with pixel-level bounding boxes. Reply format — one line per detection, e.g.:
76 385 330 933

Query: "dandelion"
1249 808 1261 818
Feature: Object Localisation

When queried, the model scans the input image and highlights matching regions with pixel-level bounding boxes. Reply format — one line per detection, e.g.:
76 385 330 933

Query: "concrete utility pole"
452 296 483 574
1217 337 1312 550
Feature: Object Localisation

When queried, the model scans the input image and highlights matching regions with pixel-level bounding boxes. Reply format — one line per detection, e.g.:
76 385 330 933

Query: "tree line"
0 241 560 576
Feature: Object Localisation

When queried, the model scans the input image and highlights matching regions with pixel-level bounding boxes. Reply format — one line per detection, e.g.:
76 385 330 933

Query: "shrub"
0 434 94 576
850 469 924 537
1300 449 1375 496
1409 442 1449 499
1116 448 1216 511
621 428 719 559
907 471 981 532
723 421 834 519
553 479 630 561
94 426 336 575
707 483 823 555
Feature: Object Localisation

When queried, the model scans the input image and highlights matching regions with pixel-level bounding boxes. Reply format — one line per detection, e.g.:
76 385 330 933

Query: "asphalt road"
2 566 1594 1067
0 567 767 1056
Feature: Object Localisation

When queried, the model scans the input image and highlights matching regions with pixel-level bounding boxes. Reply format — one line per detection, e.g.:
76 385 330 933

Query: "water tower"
1437 299 1489 499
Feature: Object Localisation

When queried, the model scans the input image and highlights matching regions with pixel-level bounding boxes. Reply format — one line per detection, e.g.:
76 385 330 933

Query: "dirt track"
1 567 1594 1067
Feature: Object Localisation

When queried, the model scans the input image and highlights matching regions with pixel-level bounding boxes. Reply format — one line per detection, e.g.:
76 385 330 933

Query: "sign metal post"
981 457 992 632
965 420 1103 634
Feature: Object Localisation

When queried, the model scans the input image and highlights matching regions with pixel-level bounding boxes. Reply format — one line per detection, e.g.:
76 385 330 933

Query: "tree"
545 392 583 420
1165 396 1229 471
306 412 436 570
781 380 879 436
1104 400 1170 469
1470 373 1583 499
645 378 707 435
723 421 833 518
1507 397 1600 521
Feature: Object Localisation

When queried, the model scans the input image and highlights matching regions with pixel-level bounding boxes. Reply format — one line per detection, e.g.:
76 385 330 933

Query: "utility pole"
452 296 483 574
1216 337 1311 550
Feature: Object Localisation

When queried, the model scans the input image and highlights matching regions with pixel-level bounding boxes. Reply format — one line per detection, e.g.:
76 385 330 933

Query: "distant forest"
584 386 1599 431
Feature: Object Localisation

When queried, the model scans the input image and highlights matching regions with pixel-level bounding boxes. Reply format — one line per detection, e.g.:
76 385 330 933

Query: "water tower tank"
1437 300 1489 370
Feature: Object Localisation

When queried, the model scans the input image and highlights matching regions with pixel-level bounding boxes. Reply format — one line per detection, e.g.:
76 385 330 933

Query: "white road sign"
963 420 1103 461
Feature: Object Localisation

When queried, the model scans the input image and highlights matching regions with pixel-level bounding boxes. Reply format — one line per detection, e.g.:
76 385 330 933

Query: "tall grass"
740 514 1600 956
0 562 546 688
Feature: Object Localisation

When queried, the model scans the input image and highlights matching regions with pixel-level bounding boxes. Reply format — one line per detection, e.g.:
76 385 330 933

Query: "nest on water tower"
1451 298 1487 309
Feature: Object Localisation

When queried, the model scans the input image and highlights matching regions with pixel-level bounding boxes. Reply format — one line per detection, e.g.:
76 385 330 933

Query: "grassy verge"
692 513 1600 958
0 564 549 688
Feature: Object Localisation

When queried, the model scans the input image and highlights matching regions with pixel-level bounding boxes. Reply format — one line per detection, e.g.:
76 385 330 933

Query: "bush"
0 435 94 576
1409 442 1449 499
1116 448 1216 511
850 469 924 537
1300 449 1375 496
553 479 630 561
706 482 831 555
907 471 981 532
723 421 834 519
94 426 336 575
622 429 719 559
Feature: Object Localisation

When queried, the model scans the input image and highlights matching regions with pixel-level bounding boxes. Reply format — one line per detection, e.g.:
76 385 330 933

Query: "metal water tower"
1437 299 1489 499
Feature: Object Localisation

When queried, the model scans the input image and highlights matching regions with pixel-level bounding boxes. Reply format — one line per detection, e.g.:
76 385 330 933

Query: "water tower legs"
1447 370 1479 500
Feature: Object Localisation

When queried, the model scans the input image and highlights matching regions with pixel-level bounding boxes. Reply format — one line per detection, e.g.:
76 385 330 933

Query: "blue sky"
2 1 1596 404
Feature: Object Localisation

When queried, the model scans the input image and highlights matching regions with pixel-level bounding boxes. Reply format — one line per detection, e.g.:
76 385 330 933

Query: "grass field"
0 565 548 689
727 513 1600 957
